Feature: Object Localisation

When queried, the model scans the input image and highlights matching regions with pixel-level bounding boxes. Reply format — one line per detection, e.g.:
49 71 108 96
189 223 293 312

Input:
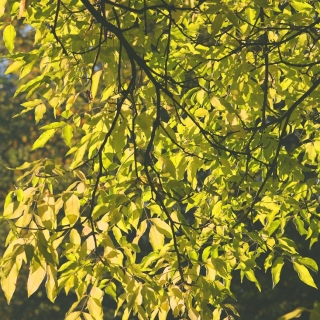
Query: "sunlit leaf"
293 261 318 289
91 70 102 99
64 194 80 225
62 124 73 147
35 103 46 123
291 1 314 12
272 257 284 288
3 24 16 54
2 0 320 318
149 225 164 251
1 266 18 304
27 260 46 297
31 129 57 150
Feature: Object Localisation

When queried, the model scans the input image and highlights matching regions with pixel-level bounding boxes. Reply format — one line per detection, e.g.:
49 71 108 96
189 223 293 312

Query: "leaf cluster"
1 0 320 319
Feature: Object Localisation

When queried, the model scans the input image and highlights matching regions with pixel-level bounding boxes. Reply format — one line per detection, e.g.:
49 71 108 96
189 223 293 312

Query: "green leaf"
293 216 307 236
5 60 25 74
3 24 16 54
223 303 239 317
105 282 117 301
3 0 320 318
149 225 164 251
264 252 274 272
211 14 224 36
62 124 73 147
277 238 298 254
211 258 228 279
277 307 307 320
225 10 239 28
91 70 102 99
291 1 314 12
244 269 261 291
69 140 89 169
15 188 24 201
272 257 284 288
114 293 126 317
37 233 55 265
31 129 57 150
151 218 172 238
101 84 116 101
296 257 318 273
202 246 211 262
40 121 66 130
69 229 81 246
35 103 46 123
293 261 318 289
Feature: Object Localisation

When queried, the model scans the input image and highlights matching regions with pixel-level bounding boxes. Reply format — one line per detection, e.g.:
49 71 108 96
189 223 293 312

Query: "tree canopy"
1 0 320 319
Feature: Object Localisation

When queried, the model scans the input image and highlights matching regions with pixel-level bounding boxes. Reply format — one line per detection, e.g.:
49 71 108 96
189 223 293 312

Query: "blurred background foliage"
0 16 320 320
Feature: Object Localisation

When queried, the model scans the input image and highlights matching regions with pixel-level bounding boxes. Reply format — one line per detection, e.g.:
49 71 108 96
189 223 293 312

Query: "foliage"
277 301 320 320
1 0 320 319
0 22 83 319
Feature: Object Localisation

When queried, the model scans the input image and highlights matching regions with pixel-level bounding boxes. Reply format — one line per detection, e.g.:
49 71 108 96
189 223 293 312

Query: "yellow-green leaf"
194 108 209 117
151 218 172 238
291 1 314 12
149 225 164 251
105 282 117 300
293 261 318 289
69 140 89 169
64 194 80 225
101 84 116 101
272 257 284 288
211 13 224 36
296 257 318 273
91 70 102 99
35 103 46 123
277 307 307 320
69 229 81 246
62 124 73 147
211 258 228 278
40 121 66 130
3 24 16 54
225 10 239 28
31 129 57 150
5 60 25 75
